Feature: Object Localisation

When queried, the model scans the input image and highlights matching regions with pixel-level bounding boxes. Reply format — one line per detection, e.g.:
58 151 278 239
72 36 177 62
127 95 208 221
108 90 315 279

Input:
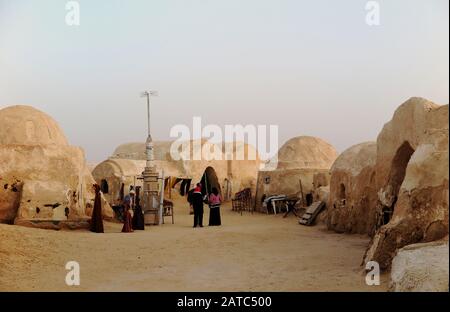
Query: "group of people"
188 183 222 228
121 186 145 233
90 182 222 233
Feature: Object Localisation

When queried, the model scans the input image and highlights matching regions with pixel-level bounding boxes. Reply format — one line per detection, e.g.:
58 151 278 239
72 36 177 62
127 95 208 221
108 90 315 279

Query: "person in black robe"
192 183 204 228
208 187 222 226
90 184 104 233
187 188 195 215
132 187 145 230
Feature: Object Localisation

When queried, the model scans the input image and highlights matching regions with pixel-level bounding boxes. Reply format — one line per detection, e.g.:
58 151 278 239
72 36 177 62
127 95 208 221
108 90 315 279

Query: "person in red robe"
90 184 104 233
121 189 134 233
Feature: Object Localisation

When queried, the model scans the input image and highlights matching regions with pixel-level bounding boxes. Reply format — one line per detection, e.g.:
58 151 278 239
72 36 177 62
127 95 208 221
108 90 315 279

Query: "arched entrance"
381 141 415 225
100 179 109 194
200 167 221 196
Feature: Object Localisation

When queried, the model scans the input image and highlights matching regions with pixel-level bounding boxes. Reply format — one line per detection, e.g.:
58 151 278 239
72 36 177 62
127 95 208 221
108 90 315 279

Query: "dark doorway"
339 183 346 200
388 141 414 196
119 183 125 201
100 179 109 194
200 167 221 196
339 183 346 205
382 141 415 224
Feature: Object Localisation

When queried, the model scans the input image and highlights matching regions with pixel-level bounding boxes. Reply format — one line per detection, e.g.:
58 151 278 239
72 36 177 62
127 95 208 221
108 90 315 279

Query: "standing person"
192 183 204 228
122 189 134 233
187 188 195 215
90 184 104 233
208 187 222 226
132 186 145 230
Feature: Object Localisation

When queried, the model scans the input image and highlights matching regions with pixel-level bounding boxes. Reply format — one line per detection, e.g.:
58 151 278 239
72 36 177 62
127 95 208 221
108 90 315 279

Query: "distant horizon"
1 0 448 162
2 95 448 164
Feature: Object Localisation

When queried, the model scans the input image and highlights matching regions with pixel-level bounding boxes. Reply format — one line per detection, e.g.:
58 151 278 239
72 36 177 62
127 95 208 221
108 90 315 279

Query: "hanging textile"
172 178 183 188
184 179 191 196
180 179 188 196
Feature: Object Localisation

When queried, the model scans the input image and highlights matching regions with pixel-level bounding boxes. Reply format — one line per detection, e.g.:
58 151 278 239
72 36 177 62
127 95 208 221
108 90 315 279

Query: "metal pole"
146 92 151 137
159 169 165 225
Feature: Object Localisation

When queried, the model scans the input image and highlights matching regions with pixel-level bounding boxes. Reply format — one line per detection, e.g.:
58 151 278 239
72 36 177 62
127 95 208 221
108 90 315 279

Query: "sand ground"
0 198 388 291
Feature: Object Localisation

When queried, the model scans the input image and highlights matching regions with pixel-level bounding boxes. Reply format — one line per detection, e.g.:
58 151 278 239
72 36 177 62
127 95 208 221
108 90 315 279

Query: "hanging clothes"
179 179 186 196
172 178 183 188
185 179 191 196
179 179 192 196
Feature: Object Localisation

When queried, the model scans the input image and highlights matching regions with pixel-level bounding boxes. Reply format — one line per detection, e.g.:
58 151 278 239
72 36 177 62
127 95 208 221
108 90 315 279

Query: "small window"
264 176 271 184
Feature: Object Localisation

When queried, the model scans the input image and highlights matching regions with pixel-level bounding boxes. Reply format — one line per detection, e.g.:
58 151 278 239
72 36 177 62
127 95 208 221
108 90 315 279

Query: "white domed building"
0 105 113 228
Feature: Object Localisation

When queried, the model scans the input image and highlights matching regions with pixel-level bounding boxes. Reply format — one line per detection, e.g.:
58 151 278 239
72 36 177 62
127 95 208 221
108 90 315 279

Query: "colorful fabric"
209 193 221 205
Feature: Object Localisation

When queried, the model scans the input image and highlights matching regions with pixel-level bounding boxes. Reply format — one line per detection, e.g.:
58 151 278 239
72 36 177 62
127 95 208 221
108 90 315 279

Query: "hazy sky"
0 0 448 162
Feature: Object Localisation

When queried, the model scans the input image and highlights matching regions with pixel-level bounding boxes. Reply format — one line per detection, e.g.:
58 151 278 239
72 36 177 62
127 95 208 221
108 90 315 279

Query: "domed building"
0 105 113 228
255 136 338 212
326 142 378 235
276 136 338 170
363 98 449 269
0 105 69 146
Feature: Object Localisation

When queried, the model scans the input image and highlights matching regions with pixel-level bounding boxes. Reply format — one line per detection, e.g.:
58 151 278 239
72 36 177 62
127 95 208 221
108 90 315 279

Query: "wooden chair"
162 199 174 224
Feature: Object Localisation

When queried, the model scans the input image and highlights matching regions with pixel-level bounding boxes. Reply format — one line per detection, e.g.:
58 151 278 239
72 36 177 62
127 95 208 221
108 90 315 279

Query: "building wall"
254 168 330 212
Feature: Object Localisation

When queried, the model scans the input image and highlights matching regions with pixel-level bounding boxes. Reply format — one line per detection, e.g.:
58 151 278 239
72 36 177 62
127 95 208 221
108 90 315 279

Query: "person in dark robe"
192 183 204 228
187 188 195 215
122 207 133 232
208 187 222 226
90 184 104 233
121 189 134 233
132 187 145 230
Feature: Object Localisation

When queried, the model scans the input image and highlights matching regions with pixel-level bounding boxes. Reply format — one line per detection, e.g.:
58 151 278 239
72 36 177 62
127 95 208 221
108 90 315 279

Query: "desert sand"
0 196 388 292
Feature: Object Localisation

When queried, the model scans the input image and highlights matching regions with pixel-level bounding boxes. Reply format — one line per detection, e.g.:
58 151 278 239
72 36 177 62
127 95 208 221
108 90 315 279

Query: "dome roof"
276 136 338 170
0 105 68 146
222 142 261 161
112 141 174 161
331 142 377 176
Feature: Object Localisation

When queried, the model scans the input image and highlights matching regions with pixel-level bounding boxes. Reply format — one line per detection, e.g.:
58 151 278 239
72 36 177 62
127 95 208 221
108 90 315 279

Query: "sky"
0 0 448 162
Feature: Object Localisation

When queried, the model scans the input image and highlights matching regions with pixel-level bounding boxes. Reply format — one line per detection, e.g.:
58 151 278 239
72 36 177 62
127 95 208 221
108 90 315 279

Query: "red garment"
194 186 202 193
121 210 133 233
